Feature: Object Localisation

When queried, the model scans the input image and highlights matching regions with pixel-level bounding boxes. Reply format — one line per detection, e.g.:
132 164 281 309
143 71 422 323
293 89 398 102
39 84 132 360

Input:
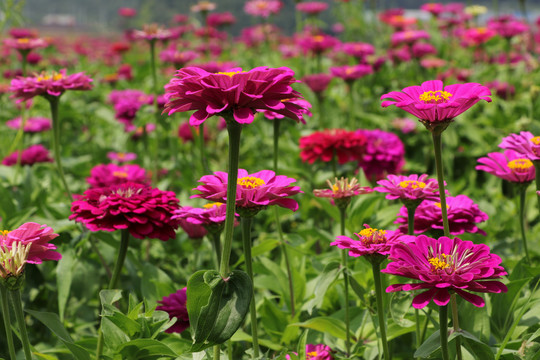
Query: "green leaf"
187 269 252 352
101 317 130 350
232 238 280 268
452 330 495 360
116 339 177 359
99 289 123 316
302 261 341 315
140 262 176 309
414 329 441 358
290 317 355 341
104 311 142 337
491 278 531 338
389 292 415 328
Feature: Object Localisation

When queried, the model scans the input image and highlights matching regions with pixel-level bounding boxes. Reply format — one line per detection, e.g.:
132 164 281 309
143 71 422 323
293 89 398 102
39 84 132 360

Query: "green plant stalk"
210 231 222 269
431 132 450 237
347 81 354 127
338 206 351 356
372 260 390 360
273 119 296 316
518 184 531 264
228 340 233 360
199 123 210 174
406 204 422 356
534 161 540 215
213 345 220 360
95 229 131 360
219 120 242 277
10 288 32 360
439 305 450 360
48 96 73 201
149 39 159 184
241 216 259 359
450 294 462 360
0 285 17 360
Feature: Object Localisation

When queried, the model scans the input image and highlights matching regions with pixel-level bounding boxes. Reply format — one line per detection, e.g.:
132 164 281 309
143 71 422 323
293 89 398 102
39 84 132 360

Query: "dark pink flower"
382 235 507 308
10 69 93 102
485 81 515 100
341 42 375 60
313 177 372 199
177 121 210 143
69 182 180 241
118 7 137 17
487 15 528 39
3 37 47 52
297 33 340 55
8 28 38 39
420 3 445 16
461 27 496 46
299 129 367 165
2 144 53 166
381 80 491 125
192 169 302 212
286 344 334 360
107 152 137 163
499 131 540 161
207 12 236 27
6 116 51 132
0 222 61 264
395 195 488 236
261 98 312 123
330 64 373 82
296 2 329 15
164 66 307 126
159 49 199 68
391 30 430 46
244 0 283 18
109 89 152 125
476 150 535 183
87 163 150 188
302 73 333 95
412 42 437 58
356 129 405 181
156 288 189 333
132 24 175 42
375 174 441 202
177 217 207 239
173 203 228 226
332 225 411 258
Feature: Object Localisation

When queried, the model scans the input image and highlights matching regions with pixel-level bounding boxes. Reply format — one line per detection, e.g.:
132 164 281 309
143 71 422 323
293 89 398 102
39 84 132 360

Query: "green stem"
199 123 210 174
228 341 233 360
339 207 351 356
213 345 220 360
95 230 131 360
450 294 462 360
372 260 390 360
48 96 73 201
0 285 17 360
439 305 450 360
420 308 433 344
534 161 540 217
241 216 259 359
347 82 354 127
210 231 222 269
219 120 242 277
406 204 422 355
431 132 450 237
10 288 32 360
149 39 159 184
21 51 28 77
518 184 531 264
273 119 280 172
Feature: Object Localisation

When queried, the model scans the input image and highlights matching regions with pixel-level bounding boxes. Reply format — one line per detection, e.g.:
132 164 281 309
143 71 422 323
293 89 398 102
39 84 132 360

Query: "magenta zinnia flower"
313 177 373 199
382 235 507 308
356 129 405 181
156 288 189 334
299 129 367 165
164 66 307 126
302 73 333 95
0 222 61 265
476 150 535 183
4 37 47 52
107 152 137 163
6 116 51 132
2 144 53 166
244 0 283 18
192 169 302 212
395 195 488 236
10 69 93 102
69 182 180 241
391 30 430 46
86 163 150 188
499 131 540 161
332 225 410 258
381 80 491 125
286 344 334 360
296 2 329 15
330 64 373 83
375 174 441 202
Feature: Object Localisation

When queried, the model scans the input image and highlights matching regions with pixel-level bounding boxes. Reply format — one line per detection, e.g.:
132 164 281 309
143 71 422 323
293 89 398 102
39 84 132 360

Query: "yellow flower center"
117 152 126 159
37 72 63 82
17 38 30 43
507 159 533 173
313 35 324 42
359 227 386 237
530 136 540 145
0 230 10 236
256 2 268 9
419 90 453 104
307 351 318 359
113 171 128 178
399 180 426 189
237 176 265 189
203 202 224 209
216 71 243 77
434 202 450 209
428 255 450 270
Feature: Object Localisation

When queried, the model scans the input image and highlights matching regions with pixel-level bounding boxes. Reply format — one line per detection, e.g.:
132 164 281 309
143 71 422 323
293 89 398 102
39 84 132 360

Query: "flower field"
1 1 540 359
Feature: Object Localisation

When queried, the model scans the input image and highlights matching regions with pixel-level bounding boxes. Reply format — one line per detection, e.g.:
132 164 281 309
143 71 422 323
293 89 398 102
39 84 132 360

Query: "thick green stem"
210 231 222 269
450 294 462 360
339 207 351 356
534 161 540 216
219 120 242 277
406 204 422 355
431 132 450 237
273 119 280 172
241 217 259 358
10 288 32 360
49 96 73 201
439 305 450 360
228 340 233 360
0 285 17 360
149 39 159 184
518 184 531 264
372 260 390 360
213 345 220 360
95 230 131 359
199 123 210 174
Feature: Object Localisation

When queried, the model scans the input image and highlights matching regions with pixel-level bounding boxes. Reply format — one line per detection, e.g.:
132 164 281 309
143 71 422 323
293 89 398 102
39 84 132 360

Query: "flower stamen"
399 180 426 189
237 176 265 189
419 90 453 104
507 158 533 174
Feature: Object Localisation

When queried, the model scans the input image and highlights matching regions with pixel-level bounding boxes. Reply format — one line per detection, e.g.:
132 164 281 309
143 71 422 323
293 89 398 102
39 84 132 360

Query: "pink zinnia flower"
192 169 302 212
261 98 312 123
164 66 307 126
207 12 236 27
107 152 137 163
485 81 515 100
132 24 175 41
381 80 492 126
420 3 445 16
330 64 373 83
296 2 329 15
159 49 199 68
395 195 489 236
87 163 150 188
156 288 189 334
297 33 340 55
0 222 61 265
10 69 93 102
462 27 496 46
412 42 437 58
391 30 430 46
356 129 405 181
286 344 334 359
487 15 528 39
177 218 207 239
299 129 367 165
173 203 228 227
341 42 375 60
6 116 51 132
118 7 137 17
244 0 283 18
2 144 53 166
382 235 507 308
332 225 410 258
476 150 535 183
499 131 540 161
191 1 216 13
313 177 373 199
177 121 210 143
302 73 333 95
375 174 441 202
69 182 180 241
3 37 47 52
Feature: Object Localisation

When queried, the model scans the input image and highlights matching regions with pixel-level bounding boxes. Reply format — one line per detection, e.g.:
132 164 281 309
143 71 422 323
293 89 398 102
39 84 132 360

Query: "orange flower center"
313 35 324 42
37 72 63 82
0 230 11 236
358 227 387 245
507 159 533 173
256 2 268 9
307 351 318 359
17 38 30 43
530 136 540 145
398 180 426 189
203 202 224 209
419 90 453 104
113 171 128 178
237 176 265 189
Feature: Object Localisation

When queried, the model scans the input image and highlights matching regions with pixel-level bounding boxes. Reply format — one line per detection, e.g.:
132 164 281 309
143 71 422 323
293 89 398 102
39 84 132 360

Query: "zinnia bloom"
156 288 189 334
314 177 373 199
375 174 441 203
132 24 175 41
381 80 491 126
3 37 47 52
302 73 333 95
341 42 375 60
330 64 373 83
6 116 51 132
332 225 410 258
382 235 507 308
499 131 540 161
107 152 137 163
299 129 367 165
86 163 150 188
356 129 405 181
244 0 283 18
2 144 53 166
286 344 334 359
10 69 93 102
261 98 312 123
476 150 535 183
192 169 302 212
164 66 307 126
391 30 430 46
395 195 488 236
0 222 61 265
296 2 329 15
70 182 180 241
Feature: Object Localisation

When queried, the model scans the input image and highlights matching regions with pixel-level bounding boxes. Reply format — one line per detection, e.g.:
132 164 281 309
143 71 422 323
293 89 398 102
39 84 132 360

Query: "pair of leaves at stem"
187 269 253 352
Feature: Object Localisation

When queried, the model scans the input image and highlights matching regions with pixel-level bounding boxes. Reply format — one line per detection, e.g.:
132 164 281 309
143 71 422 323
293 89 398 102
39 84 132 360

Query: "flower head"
391 30 430 46
356 129 405 181
4 37 47 52
302 73 333 95
332 225 410 259
0 222 61 266
381 80 491 127
314 177 373 199
156 288 189 334
87 163 150 188
476 150 535 183
341 42 375 59
382 235 507 308
499 131 540 161
299 129 367 165
261 98 312 123
10 69 93 102
118 7 137 17
70 182 180 241
107 152 137 163
244 0 283 18
192 169 302 213
2 144 53 166
375 174 441 203
286 344 334 360
330 64 373 82
296 2 329 15
132 24 175 41
6 116 51 132
164 66 307 126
